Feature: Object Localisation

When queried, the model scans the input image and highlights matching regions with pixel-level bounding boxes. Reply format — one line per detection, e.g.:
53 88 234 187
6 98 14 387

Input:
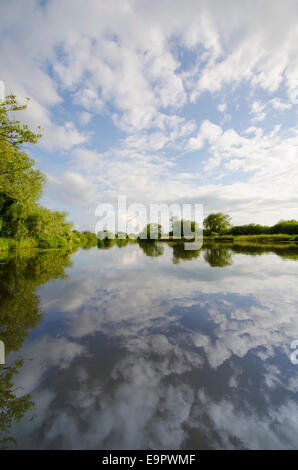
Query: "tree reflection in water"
1 241 298 448
0 250 72 448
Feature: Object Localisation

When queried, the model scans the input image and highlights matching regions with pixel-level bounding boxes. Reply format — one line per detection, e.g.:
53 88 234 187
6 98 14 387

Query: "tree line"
1 94 297 249
106 215 298 240
0 94 97 250
203 213 298 236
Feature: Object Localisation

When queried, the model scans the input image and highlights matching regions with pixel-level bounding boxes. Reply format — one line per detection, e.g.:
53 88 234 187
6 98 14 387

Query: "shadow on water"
166 242 233 266
97 237 138 250
137 239 164 258
0 250 73 449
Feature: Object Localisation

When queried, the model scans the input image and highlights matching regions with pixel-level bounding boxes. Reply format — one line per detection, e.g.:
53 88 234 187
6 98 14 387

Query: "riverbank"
2 233 298 254
0 231 97 253
159 233 298 245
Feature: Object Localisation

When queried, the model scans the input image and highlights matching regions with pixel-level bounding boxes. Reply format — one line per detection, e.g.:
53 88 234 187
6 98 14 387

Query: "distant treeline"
203 213 298 237
96 217 298 243
227 220 298 236
136 219 298 238
1 95 297 251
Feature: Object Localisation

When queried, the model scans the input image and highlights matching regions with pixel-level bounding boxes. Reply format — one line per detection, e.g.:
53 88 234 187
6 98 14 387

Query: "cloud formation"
1 0 298 225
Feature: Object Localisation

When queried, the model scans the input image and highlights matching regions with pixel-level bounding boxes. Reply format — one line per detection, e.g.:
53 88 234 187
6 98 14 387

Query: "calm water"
1 241 298 449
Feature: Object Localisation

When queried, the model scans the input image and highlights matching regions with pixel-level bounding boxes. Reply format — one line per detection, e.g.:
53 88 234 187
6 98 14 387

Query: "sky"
1 0 298 230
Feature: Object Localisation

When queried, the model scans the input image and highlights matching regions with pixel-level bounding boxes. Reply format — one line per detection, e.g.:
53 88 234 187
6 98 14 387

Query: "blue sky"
1 0 298 230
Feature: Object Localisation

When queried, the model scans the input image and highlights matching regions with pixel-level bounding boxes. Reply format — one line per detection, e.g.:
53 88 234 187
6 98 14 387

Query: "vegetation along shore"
1 95 297 253
0 94 97 252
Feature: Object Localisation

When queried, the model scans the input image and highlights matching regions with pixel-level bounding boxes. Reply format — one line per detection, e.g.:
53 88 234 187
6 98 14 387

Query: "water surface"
1 242 298 449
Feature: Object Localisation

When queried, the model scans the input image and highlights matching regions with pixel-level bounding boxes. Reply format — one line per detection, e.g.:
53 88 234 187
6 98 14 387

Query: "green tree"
0 94 42 146
0 94 43 203
25 207 74 247
139 223 163 240
270 220 298 235
0 95 44 239
203 213 232 234
0 141 44 204
171 217 200 238
0 94 79 246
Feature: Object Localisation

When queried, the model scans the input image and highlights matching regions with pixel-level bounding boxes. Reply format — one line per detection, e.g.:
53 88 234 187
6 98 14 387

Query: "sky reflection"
4 243 298 449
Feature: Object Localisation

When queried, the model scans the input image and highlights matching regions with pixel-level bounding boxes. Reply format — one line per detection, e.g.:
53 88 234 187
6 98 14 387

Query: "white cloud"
269 97 292 111
45 171 98 207
189 120 223 150
13 336 85 395
218 103 227 113
1 0 298 223
250 101 267 123
80 111 92 125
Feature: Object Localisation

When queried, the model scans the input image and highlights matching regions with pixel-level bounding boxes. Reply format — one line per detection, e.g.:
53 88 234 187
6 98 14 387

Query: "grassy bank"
204 233 298 244
0 230 98 253
2 233 297 254
157 233 297 244
0 237 38 252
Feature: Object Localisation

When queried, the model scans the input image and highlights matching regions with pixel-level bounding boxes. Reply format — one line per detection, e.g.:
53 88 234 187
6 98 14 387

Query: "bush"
79 231 97 249
229 224 270 235
0 238 11 251
269 220 298 235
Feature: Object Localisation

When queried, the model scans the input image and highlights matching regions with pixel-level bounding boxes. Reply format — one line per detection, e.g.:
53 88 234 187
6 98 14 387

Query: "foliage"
97 237 116 249
170 242 200 264
0 94 84 249
0 143 44 205
139 223 163 240
228 220 298 236
170 217 200 238
116 232 128 239
0 250 72 447
0 94 42 146
0 95 44 231
0 361 34 449
115 237 129 248
203 245 233 267
74 230 97 249
216 243 298 261
97 230 115 240
203 213 232 234
204 215 298 237
0 238 11 251
269 220 298 235
229 223 270 235
137 239 164 257
0 251 71 354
